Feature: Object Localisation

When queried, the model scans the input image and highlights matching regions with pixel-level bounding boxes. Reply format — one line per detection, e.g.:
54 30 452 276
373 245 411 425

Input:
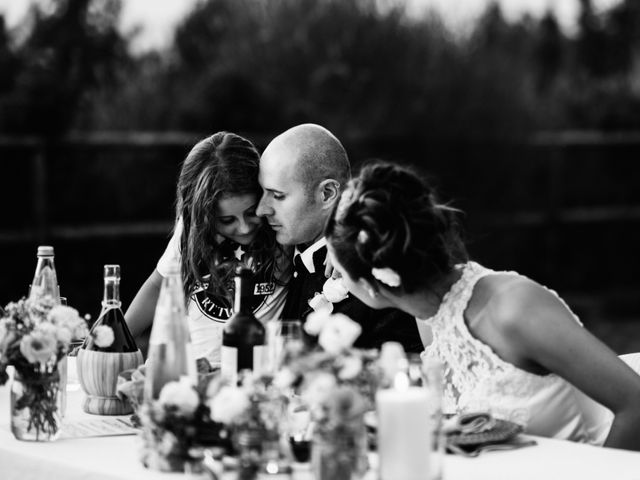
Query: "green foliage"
0 0 129 136
3 0 640 137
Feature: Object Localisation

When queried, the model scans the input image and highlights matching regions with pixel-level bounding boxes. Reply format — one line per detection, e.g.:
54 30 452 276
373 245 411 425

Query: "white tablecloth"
2 360 640 480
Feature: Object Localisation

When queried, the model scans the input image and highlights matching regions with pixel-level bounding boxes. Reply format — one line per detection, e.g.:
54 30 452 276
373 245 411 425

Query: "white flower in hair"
372 267 401 287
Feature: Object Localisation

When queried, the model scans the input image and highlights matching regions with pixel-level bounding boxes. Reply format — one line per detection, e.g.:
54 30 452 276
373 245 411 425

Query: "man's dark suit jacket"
281 244 423 353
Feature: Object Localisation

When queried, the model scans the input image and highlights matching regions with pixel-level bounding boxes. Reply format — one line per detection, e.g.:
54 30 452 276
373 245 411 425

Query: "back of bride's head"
326 161 467 293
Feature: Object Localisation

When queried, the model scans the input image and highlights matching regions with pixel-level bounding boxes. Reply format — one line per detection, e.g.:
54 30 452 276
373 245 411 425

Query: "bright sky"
0 0 624 52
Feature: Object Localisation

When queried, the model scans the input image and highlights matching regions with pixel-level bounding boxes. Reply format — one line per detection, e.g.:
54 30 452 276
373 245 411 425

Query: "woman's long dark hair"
176 132 284 301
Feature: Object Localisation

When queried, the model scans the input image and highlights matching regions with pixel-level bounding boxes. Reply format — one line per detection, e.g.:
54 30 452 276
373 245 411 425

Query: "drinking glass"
408 354 445 480
267 320 303 373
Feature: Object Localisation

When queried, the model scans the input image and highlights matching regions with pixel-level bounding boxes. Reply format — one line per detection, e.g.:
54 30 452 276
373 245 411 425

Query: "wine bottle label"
253 345 268 375
221 346 238 385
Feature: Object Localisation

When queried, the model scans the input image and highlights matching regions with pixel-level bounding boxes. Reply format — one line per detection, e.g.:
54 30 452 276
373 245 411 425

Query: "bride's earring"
367 287 378 298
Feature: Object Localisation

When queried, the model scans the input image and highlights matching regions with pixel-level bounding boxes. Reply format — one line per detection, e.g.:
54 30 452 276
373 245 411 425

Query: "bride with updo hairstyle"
326 160 640 451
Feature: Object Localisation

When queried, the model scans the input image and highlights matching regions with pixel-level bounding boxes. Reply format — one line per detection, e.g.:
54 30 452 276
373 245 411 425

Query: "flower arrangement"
207 372 289 476
0 296 109 440
275 310 380 479
135 373 229 473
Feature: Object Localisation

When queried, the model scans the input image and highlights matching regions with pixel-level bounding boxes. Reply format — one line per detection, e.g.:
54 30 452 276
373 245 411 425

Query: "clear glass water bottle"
29 245 60 304
144 260 196 401
28 245 66 416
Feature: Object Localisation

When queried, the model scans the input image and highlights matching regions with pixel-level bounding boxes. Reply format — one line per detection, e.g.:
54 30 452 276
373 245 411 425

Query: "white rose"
308 293 333 313
274 368 297 390
93 325 115 348
55 326 73 345
304 310 332 336
302 372 337 408
338 355 363 380
158 377 200 417
74 321 90 340
209 386 251 424
318 314 362 354
19 331 57 365
322 277 349 303
35 322 56 335
48 305 81 328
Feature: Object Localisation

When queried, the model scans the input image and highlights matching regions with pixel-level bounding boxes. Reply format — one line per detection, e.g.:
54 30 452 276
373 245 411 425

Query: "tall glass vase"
311 422 369 480
10 361 66 442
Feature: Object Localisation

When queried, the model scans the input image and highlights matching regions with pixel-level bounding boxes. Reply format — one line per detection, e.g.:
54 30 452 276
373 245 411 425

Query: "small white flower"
304 309 332 336
158 377 200 417
19 331 57 365
158 431 179 456
49 305 88 341
93 325 115 348
209 386 251 424
49 305 80 328
318 314 362 354
371 267 401 287
55 327 73 345
274 367 297 390
338 355 363 380
74 322 90 341
34 322 56 336
37 322 72 346
302 372 337 408
308 293 333 313
322 276 349 303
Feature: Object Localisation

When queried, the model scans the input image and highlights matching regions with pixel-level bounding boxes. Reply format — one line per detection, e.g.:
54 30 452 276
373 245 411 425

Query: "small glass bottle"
83 265 138 353
29 245 60 304
221 266 267 386
144 260 196 401
27 245 65 417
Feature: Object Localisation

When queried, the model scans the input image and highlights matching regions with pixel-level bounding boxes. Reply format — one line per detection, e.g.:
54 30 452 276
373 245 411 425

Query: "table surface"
2 360 640 480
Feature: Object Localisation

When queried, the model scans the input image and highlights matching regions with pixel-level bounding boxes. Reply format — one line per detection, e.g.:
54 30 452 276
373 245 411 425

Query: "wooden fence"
2 130 640 245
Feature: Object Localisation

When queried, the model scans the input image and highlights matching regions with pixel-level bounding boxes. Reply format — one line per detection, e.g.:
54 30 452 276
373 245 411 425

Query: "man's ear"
318 179 341 206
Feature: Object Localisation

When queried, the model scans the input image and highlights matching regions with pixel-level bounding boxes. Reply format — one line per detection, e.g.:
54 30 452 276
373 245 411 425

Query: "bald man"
257 124 423 352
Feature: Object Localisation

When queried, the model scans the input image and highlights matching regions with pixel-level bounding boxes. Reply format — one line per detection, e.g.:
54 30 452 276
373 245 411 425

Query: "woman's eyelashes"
217 209 258 226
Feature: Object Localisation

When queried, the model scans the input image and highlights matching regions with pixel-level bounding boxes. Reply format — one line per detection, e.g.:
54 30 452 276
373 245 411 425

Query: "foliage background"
1 0 640 352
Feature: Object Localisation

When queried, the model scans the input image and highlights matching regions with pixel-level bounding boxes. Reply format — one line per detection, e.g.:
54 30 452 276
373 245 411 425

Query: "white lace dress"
420 261 613 445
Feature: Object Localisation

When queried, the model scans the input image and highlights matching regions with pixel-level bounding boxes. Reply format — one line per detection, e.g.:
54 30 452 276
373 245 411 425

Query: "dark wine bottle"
221 265 266 385
83 264 137 352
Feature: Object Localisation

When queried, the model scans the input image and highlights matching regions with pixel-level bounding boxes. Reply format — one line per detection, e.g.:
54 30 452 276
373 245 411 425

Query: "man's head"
257 124 350 247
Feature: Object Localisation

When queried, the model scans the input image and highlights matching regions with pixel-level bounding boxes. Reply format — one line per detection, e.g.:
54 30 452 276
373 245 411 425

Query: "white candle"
376 386 433 480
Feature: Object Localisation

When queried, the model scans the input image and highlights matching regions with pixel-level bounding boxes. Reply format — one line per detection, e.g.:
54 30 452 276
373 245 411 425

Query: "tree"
0 0 129 136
